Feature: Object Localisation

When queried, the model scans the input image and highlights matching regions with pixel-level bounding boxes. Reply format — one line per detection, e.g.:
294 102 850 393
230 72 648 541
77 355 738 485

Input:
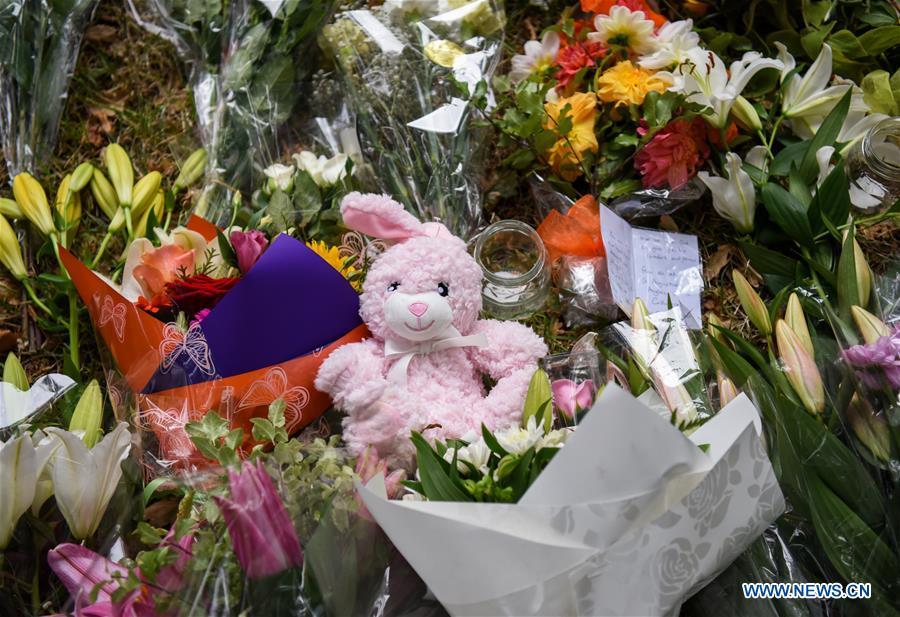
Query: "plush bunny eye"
387 281 400 292
437 282 449 297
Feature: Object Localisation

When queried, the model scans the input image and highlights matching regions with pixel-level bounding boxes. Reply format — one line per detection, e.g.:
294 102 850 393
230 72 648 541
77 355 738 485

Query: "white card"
600 206 702 328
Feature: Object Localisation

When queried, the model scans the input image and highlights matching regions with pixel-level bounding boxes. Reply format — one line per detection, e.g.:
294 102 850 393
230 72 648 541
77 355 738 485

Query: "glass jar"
845 117 900 214
473 220 550 320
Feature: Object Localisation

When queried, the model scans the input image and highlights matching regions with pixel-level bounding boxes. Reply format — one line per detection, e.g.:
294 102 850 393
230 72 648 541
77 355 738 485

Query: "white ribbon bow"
384 326 487 387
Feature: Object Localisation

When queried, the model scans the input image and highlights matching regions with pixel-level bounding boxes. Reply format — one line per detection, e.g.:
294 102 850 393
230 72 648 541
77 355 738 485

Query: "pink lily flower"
354 446 407 517
551 379 596 419
214 459 303 579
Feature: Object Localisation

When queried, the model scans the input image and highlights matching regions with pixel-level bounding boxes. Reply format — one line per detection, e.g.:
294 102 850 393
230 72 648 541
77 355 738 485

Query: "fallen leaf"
85 24 117 44
659 215 679 232
704 244 735 282
0 329 17 353
86 107 116 146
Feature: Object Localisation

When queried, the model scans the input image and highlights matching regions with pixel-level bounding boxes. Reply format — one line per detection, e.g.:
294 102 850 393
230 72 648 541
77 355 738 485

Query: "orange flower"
595 60 669 107
581 0 667 28
537 195 604 263
543 93 599 181
133 244 196 300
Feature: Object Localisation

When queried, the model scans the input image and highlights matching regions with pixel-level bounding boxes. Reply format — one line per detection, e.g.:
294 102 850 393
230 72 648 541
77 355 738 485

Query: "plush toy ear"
341 192 424 241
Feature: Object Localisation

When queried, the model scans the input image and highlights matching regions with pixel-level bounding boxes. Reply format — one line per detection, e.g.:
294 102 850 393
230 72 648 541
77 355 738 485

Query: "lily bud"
90 170 119 221
131 171 162 218
785 293 814 356
775 319 825 415
631 297 654 331
173 148 207 192
0 214 27 280
69 162 94 192
12 173 55 236
845 394 891 463
852 235 872 307
3 352 29 390
135 190 165 239
523 368 553 432
850 305 890 344
717 370 739 406
733 271 772 336
69 379 103 448
731 95 762 131
104 144 133 207
55 174 82 234
0 197 22 219
706 313 725 343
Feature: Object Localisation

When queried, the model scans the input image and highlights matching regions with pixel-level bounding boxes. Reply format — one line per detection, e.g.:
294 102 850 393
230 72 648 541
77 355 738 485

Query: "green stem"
68 291 80 371
124 206 133 240
766 115 784 158
21 279 56 320
91 232 113 269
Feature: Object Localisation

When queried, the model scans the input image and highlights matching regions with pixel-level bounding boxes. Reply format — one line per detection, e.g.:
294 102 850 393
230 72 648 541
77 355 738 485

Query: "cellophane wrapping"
319 0 505 240
127 0 335 225
0 0 98 175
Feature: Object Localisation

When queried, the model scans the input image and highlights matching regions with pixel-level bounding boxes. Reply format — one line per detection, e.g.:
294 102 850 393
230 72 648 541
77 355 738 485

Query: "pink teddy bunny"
315 193 548 468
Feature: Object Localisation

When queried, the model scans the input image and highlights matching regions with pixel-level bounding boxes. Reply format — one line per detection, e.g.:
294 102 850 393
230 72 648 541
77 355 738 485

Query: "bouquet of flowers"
0 0 98 175
319 0 505 239
128 0 336 224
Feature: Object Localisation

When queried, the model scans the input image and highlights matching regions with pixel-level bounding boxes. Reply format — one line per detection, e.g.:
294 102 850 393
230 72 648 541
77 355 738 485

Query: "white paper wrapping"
359 385 784 616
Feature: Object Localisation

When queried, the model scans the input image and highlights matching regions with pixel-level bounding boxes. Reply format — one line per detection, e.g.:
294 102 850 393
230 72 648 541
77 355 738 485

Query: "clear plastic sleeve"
609 177 707 222
0 0 98 175
319 1 506 240
128 0 335 225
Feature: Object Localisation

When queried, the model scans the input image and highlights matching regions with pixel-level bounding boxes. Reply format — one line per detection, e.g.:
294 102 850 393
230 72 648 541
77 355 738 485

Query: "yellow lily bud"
134 190 165 239
706 313 725 343
631 297 654 331
55 175 82 227
12 173 55 236
522 368 553 432
785 293 813 356
775 319 825 415
0 214 27 280
0 197 22 219
104 144 133 207
131 171 162 218
733 271 772 336
173 148 207 192
3 352 28 391
852 236 872 308
69 162 94 192
69 379 104 448
731 96 762 132
845 394 890 463
717 370 739 407
850 305 890 344
90 170 119 221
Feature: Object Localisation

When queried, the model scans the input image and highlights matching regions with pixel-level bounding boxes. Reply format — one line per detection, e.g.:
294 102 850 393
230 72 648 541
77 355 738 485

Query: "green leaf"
770 141 809 177
141 478 169 508
216 228 239 270
858 26 900 56
798 90 851 183
836 226 860 316
292 170 323 228
802 0 832 28
828 29 868 59
808 164 850 236
740 241 801 280
410 432 473 502
268 398 286 428
481 423 509 457
761 183 815 246
861 69 899 115
265 189 295 232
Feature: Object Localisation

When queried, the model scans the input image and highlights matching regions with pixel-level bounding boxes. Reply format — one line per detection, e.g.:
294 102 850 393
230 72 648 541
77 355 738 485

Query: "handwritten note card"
600 206 703 328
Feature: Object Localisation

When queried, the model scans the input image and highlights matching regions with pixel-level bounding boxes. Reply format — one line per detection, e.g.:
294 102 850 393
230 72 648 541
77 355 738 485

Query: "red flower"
165 274 240 318
708 121 740 148
555 42 606 91
635 117 711 190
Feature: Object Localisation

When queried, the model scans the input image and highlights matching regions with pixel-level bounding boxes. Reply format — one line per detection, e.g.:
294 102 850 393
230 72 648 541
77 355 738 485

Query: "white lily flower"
697 152 757 233
263 163 295 192
46 422 131 539
495 416 543 455
815 146 836 191
510 31 560 83
638 20 700 70
458 439 492 473
538 427 572 449
31 429 62 516
588 6 658 55
663 48 783 128
744 145 769 175
0 434 37 548
293 151 350 188
838 112 889 149
776 44 872 139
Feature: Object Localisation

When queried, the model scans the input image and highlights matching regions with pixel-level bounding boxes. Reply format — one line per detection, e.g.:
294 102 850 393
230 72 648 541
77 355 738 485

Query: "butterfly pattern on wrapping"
339 230 385 271
238 367 310 433
140 397 202 463
99 295 127 342
159 322 215 376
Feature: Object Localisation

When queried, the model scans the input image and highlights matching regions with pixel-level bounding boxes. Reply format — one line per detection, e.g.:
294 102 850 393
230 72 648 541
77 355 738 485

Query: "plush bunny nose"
408 302 428 317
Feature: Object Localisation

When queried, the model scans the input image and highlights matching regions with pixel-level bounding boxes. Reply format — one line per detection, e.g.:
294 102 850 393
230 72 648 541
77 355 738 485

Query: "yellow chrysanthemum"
543 92 599 181
595 61 670 107
307 240 360 290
